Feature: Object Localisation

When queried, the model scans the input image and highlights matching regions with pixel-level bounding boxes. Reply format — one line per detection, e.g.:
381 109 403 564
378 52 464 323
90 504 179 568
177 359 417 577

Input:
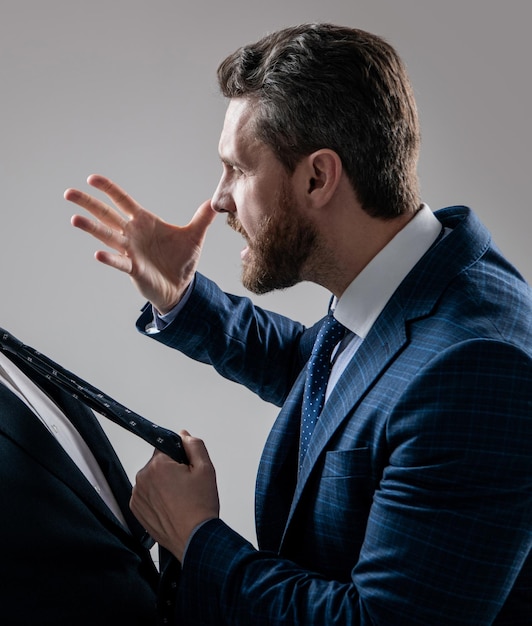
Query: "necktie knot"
300 313 346 469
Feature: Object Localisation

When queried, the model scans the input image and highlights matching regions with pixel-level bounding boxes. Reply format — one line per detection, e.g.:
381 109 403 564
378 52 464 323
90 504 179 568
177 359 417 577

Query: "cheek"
235 194 261 237
237 215 256 241
236 175 280 238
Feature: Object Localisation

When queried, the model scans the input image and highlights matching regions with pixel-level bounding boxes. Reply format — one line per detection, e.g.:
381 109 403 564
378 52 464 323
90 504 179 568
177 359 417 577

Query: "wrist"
153 278 196 319
177 516 218 565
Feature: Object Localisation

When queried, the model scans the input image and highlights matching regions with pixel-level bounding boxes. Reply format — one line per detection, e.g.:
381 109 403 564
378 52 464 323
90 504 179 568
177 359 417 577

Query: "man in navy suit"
67 23 532 625
0 342 159 624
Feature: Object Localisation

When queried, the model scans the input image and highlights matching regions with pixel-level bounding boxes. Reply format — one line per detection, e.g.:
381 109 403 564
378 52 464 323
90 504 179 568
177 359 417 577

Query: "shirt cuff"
144 278 195 334
181 518 213 565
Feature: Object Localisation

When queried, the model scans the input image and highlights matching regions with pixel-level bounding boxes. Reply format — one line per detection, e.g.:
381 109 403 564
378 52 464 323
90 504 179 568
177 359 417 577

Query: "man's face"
212 98 318 294
226 180 318 294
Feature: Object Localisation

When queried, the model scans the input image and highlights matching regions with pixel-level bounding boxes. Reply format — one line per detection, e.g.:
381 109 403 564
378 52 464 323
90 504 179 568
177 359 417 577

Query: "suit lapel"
255 303 408 550
256 301 409 551
255 369 305 550
299 298 407 480
0 360 141 542
274 205 492 551
278 299 408 548
53 388 148 541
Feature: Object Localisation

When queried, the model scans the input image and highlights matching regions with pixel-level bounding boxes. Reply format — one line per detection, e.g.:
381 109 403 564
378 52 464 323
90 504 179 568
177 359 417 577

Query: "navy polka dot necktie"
0 327 188 464
300 313 346 469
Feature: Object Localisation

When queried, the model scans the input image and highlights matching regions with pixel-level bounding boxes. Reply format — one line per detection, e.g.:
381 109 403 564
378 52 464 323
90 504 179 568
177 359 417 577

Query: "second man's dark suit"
0 352 159 625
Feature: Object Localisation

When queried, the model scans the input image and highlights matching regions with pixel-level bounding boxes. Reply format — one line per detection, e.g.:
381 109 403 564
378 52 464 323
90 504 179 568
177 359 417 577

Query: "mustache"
227 213 248 238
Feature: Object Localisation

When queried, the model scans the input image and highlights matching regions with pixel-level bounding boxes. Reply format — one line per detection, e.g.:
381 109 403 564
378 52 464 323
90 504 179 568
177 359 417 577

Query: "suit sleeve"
175 339 532 625
136 273 315 407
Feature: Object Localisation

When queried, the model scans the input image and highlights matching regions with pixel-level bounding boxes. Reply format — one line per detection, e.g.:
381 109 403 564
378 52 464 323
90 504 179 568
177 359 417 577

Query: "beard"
227 183 319 295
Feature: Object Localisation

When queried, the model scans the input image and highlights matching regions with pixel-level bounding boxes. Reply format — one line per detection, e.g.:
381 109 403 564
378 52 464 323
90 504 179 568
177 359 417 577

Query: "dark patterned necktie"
299 313 346 469
0 327 188 464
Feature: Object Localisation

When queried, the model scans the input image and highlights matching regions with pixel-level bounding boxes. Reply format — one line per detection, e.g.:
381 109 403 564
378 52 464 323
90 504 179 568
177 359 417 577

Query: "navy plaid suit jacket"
138 206 532 625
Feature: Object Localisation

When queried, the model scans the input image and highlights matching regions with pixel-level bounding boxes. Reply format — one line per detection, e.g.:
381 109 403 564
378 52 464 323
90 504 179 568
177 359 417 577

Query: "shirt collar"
333 204 442 338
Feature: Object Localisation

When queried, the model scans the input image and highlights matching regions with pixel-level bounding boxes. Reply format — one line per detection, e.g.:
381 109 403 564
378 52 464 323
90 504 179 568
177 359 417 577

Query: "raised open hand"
65 174 217 313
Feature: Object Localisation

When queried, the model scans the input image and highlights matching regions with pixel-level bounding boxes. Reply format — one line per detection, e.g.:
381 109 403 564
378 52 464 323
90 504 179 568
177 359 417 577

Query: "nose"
211 177 235 214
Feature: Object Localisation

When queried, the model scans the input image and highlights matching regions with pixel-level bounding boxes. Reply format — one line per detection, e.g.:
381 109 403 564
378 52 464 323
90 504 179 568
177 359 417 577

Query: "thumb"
187 199 217 243
179 430 213 467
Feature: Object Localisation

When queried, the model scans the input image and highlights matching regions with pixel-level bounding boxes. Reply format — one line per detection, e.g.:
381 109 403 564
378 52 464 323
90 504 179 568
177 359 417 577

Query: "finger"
187 200 218 241
65 188 128 231
129 485 157 538
70 214 128 254
179 430 213 467
134 449 163 484
94 250 133 274
86 174 144 218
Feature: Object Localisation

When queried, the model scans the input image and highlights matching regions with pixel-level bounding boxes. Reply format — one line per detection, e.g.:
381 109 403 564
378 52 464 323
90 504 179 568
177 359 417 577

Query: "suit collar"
393 206 490 319
334 204 443 338
258 205 492 550
301 206 491 472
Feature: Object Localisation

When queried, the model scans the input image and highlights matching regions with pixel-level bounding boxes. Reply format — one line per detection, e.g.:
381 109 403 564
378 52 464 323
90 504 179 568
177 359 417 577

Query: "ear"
297 149 343 208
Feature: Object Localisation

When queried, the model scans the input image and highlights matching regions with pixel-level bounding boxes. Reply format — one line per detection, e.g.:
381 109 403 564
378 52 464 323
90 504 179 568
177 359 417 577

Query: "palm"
65 175 217 313
125 209 204 311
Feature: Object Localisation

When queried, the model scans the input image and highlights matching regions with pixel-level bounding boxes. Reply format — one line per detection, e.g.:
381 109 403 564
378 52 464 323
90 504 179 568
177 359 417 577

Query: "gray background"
1 0 530 544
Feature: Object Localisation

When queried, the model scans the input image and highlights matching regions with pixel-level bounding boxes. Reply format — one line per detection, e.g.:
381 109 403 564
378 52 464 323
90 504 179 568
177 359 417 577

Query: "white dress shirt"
326 204 444 398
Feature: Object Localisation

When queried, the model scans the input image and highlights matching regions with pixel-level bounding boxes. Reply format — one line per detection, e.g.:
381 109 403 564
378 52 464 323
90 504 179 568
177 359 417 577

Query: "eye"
221 160 245 178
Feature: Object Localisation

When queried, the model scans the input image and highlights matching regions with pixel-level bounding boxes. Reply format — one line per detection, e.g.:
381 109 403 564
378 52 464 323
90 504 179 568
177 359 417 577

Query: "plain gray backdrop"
1 0 530 544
